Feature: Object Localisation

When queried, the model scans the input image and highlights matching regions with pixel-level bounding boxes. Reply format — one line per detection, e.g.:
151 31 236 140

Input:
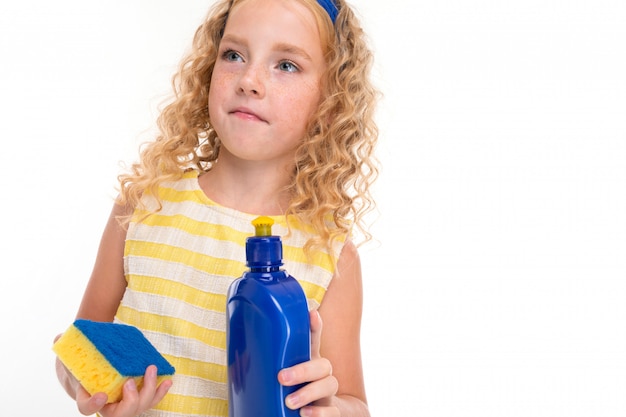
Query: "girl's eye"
222 50 242 62
278 61 299 73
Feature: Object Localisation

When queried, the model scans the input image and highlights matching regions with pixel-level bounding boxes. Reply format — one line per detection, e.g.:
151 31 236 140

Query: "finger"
150 378 174 409
138 365 173 411
94 369 172 417
136 365 158 411
284 375 338 410
101 378 140 417
298 404 341 417
278 357 333 387
310 310 323 358
94 378 141 417
76 386 108 416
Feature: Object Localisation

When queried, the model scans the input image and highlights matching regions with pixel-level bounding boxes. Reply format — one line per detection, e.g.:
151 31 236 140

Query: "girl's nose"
237 64 266 98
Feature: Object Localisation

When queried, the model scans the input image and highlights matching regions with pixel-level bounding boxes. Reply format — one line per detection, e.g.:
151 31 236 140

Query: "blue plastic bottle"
226 216 311 417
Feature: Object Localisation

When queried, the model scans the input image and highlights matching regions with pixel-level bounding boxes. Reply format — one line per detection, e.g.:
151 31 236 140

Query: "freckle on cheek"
212 78 228 91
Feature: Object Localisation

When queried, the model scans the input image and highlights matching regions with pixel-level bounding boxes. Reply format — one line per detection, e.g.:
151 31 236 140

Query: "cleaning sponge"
53 319 175 403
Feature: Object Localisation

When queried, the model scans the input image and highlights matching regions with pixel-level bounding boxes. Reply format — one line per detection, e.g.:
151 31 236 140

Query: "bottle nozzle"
252 216 274 237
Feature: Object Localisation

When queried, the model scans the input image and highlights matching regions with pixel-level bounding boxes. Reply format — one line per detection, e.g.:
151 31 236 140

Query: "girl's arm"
75 201 130 321
54 202 128 403
54 202 172 416
279 240 371 417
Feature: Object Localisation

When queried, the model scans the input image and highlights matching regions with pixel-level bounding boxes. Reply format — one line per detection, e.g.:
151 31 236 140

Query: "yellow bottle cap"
252 216 274 237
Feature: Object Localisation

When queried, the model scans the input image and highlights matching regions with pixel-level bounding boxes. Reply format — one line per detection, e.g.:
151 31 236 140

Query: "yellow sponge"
53 319 175 403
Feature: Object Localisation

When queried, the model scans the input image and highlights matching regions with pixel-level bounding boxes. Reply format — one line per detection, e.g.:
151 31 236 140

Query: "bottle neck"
250 264 281 272
246 236 283 269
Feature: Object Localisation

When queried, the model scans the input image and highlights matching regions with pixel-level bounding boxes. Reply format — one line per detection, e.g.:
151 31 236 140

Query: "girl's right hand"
75 365 173 417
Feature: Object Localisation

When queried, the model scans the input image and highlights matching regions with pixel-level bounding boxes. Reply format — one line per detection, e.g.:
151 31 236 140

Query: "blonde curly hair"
118 0 379 254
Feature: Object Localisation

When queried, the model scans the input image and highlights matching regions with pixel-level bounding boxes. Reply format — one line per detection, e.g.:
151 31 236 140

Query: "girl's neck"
198 157 293 216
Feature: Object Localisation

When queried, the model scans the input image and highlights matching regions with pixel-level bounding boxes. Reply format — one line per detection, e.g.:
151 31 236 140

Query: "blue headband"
317 0 338 23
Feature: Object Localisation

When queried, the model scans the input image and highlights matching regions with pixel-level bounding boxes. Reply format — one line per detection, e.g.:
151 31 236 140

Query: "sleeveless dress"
114 170 345 417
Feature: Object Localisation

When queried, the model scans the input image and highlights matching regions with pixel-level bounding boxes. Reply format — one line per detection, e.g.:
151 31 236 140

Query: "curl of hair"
117 1 230 213
116 0 380 255
289 0 380 254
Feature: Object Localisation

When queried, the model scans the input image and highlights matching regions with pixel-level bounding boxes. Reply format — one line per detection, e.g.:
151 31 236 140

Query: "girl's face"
208 0 326 167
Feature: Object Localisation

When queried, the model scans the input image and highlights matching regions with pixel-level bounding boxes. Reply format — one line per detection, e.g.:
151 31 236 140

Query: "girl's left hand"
278 310 339 417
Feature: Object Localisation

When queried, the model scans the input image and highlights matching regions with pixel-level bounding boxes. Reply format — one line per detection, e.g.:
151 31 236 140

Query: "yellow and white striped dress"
114 170 345 417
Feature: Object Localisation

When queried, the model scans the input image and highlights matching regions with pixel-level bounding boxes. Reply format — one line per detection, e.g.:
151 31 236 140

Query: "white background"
1 1 625 416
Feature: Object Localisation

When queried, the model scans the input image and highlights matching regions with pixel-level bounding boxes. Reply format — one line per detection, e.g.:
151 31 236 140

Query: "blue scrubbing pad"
53 319 175 403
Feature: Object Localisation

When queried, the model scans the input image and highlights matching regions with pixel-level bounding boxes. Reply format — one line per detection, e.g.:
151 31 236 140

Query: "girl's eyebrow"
220 34 312 62
273 43 313 62
220 34 245 46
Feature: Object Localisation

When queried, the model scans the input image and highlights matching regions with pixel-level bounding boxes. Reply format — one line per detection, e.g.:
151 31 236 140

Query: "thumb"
76 386 108 416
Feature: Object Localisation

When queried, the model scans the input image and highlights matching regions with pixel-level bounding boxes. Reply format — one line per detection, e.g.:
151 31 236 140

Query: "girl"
54 0 378 416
